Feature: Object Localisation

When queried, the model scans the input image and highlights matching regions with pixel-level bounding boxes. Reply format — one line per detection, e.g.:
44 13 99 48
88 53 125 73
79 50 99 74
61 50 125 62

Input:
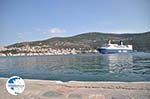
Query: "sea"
0 52 150 82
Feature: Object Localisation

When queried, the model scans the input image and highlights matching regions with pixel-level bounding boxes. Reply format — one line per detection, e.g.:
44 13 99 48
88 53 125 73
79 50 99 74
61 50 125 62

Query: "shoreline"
0 52 97 57
1 77 150 83
0 77 150 99
0 51 149 57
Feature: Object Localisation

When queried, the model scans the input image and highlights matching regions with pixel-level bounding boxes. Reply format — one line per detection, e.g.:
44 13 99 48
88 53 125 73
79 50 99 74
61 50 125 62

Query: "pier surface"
0 78 150 99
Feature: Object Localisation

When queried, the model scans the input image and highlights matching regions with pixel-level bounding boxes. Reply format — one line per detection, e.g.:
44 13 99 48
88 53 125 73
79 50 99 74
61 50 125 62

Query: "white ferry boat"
97 40 133 54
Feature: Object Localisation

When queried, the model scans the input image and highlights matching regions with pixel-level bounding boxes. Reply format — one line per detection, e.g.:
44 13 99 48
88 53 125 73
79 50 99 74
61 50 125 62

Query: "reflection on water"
107 54 133 73
0 52 150 81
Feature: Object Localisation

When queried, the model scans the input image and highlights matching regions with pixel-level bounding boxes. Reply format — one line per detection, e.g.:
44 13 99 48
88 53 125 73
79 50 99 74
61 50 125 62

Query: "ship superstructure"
98 40 133 54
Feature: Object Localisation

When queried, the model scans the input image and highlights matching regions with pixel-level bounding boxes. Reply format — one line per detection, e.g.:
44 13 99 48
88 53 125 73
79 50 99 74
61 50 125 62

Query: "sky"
0 0 150 45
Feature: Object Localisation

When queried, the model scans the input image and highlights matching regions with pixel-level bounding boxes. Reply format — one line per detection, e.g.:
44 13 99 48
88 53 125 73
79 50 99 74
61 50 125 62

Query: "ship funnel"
108 40 111 44
120 41 123 45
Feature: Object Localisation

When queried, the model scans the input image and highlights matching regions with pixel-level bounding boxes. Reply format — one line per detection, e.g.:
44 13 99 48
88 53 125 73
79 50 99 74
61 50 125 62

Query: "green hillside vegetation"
7 32 150 51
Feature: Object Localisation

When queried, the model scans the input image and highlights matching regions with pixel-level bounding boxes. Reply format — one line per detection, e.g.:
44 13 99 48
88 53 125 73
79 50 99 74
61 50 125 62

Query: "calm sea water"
0 52 150 82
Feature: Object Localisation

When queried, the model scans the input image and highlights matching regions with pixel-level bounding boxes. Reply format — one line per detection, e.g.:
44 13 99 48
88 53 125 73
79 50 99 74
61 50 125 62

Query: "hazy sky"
0 0 150 45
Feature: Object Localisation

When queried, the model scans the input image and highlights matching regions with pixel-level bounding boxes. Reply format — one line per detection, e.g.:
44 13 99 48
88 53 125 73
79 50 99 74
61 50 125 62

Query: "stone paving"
0 78 150 99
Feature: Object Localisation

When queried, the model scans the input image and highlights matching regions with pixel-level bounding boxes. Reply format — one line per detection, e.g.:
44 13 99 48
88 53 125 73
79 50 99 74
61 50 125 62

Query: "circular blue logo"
6 76 25 95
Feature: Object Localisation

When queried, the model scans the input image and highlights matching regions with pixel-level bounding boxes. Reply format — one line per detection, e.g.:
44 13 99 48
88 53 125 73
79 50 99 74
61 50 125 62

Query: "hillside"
7 32 150 51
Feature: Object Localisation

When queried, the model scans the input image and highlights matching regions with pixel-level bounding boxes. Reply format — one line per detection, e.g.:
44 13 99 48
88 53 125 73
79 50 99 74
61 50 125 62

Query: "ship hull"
97 48 133 54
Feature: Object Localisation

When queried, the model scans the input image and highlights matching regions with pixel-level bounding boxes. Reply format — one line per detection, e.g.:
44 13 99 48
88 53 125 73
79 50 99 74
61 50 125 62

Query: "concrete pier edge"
0 77 150 99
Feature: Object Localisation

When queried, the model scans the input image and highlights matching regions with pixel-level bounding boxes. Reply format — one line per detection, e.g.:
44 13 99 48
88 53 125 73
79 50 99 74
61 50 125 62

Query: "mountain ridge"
7 32 150 51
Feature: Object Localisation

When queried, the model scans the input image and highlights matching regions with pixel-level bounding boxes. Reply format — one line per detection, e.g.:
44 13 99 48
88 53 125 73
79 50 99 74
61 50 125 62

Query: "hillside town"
0 45 98 56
